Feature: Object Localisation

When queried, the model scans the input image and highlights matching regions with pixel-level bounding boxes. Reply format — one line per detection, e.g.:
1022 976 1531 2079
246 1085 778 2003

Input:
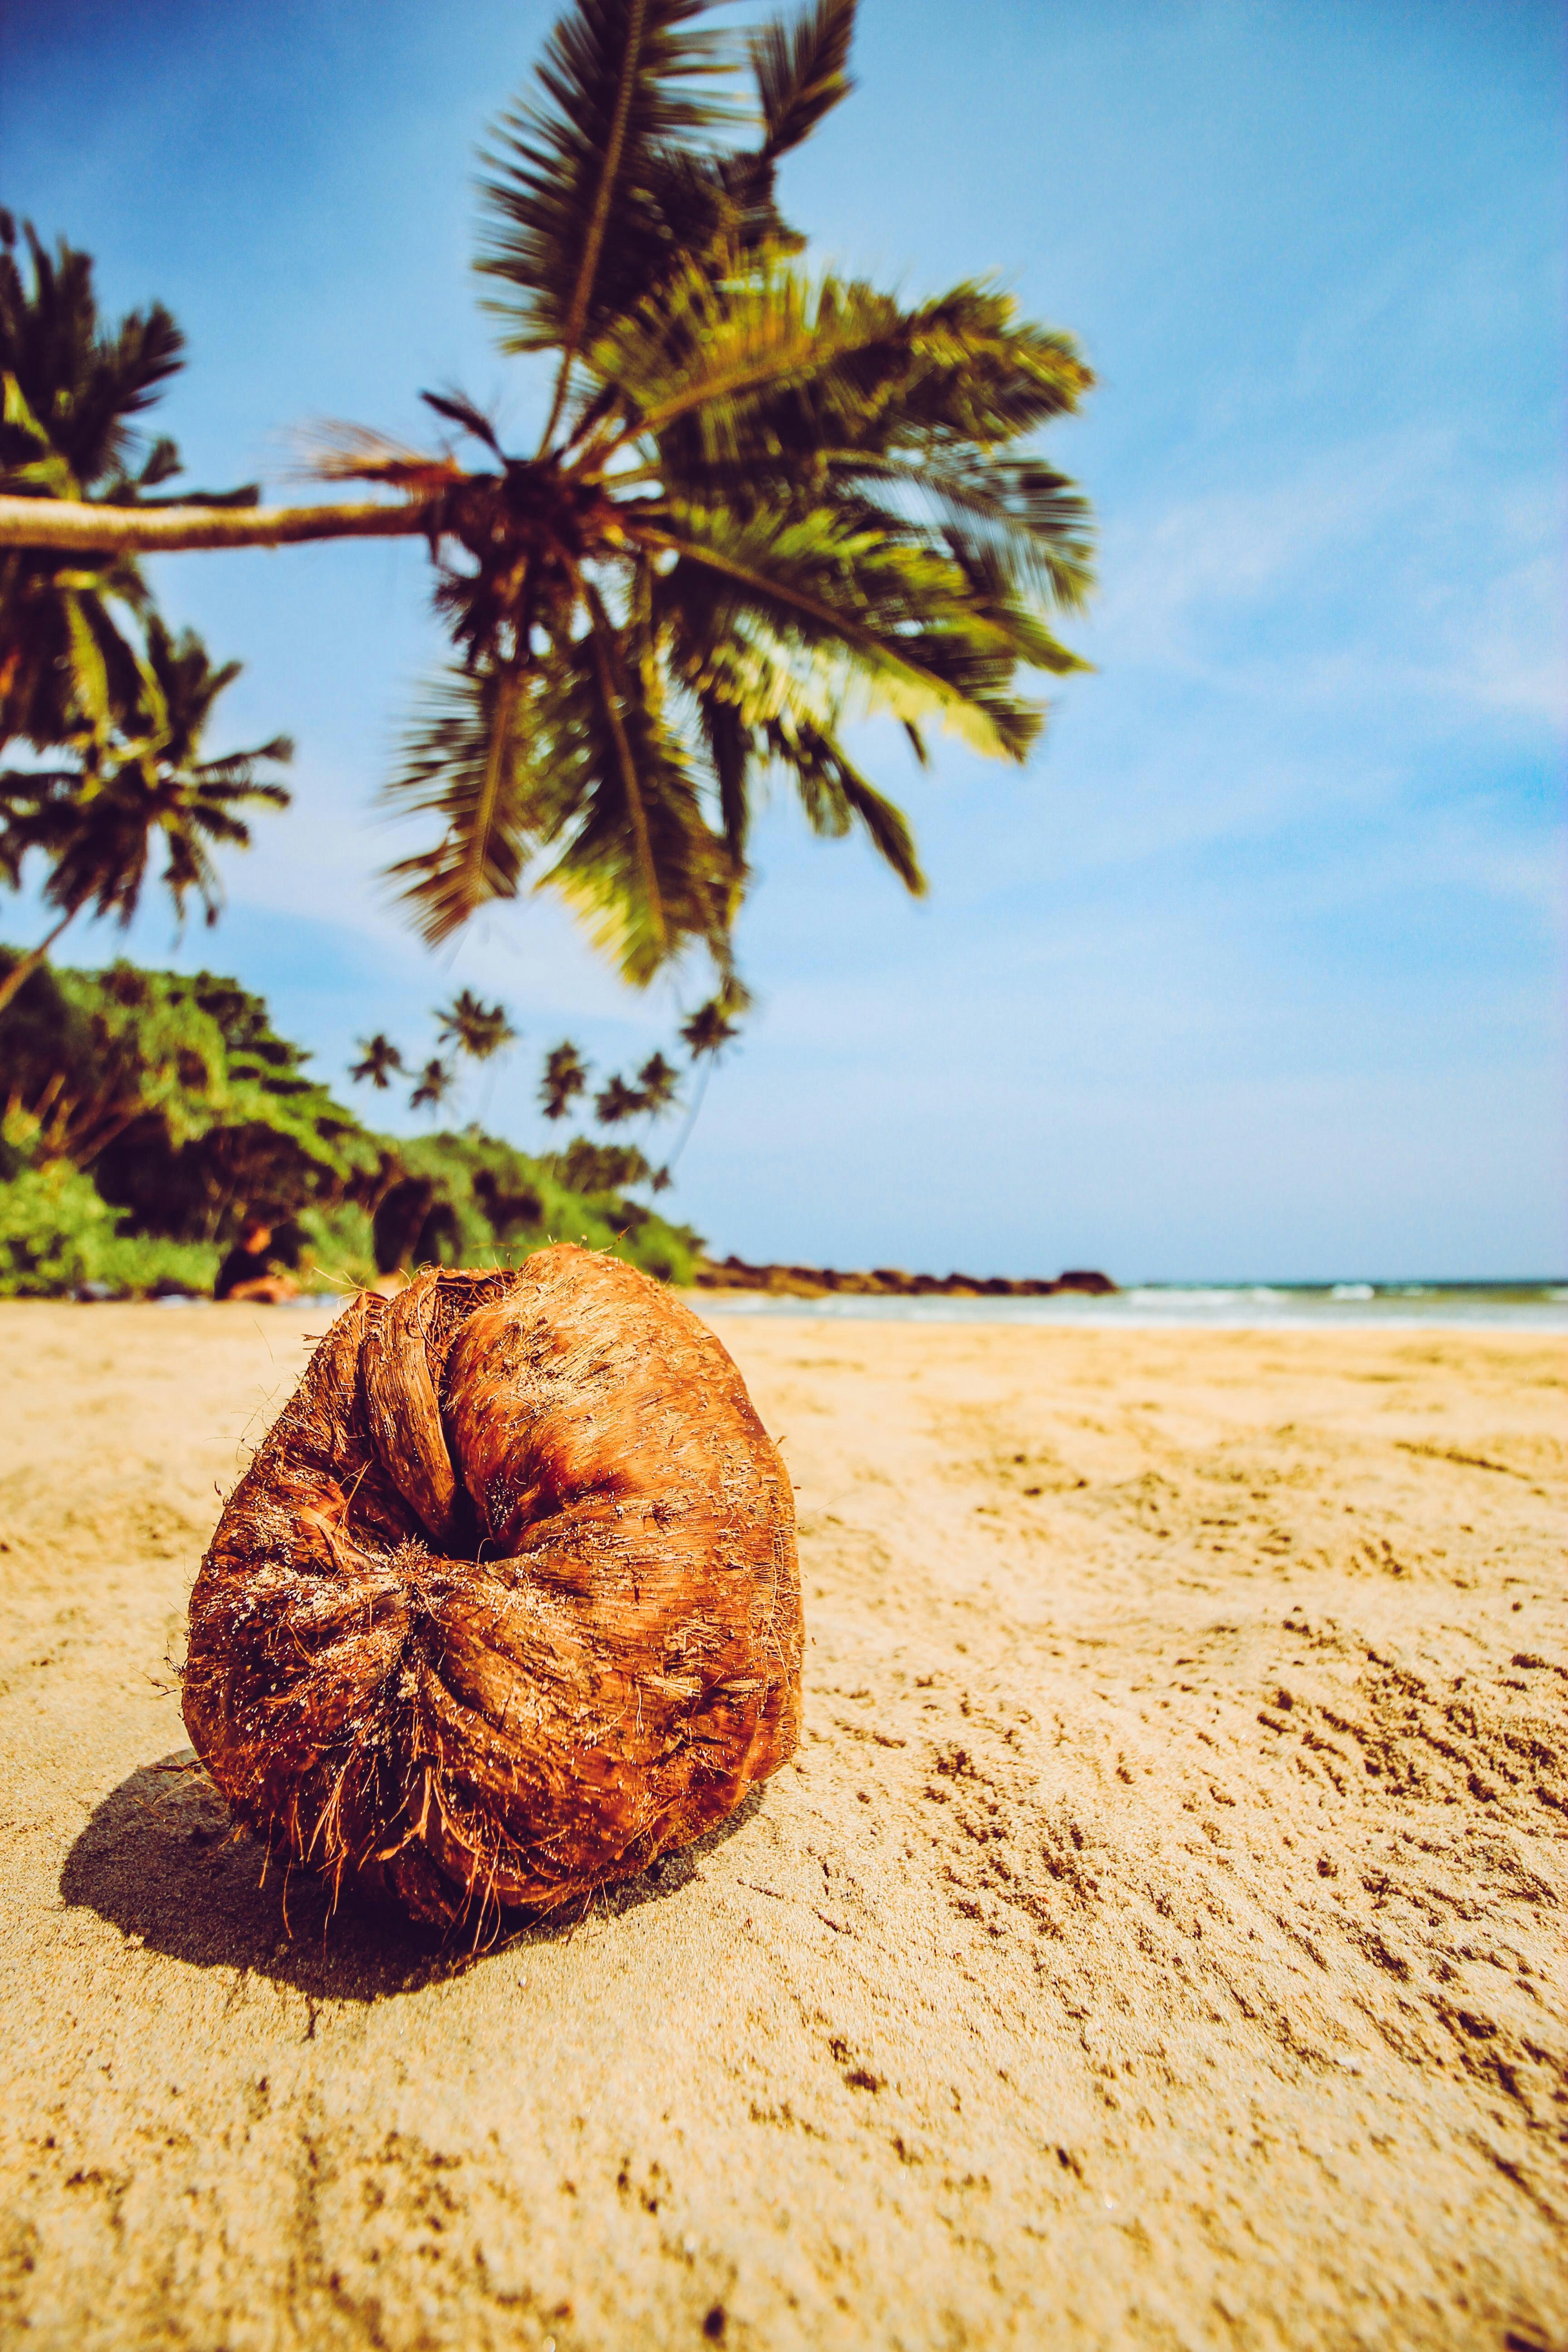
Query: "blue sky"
4 0 1563 1278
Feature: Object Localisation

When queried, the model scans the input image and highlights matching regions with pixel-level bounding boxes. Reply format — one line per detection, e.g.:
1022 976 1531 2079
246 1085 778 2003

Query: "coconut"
182 1244 802 1928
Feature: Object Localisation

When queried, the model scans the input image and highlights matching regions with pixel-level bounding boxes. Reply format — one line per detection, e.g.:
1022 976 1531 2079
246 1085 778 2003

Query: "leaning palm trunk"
0 494 437 553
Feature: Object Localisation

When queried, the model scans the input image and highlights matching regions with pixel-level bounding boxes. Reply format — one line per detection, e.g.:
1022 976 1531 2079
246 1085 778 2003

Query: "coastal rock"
692 1255 1117 1301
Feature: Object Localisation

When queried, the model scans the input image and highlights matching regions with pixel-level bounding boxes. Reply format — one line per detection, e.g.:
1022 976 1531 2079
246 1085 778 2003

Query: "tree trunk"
0 909 76 1018
0 495 441 554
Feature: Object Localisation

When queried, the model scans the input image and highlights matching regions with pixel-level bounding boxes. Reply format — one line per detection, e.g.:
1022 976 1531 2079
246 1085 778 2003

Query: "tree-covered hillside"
0 948 701 1296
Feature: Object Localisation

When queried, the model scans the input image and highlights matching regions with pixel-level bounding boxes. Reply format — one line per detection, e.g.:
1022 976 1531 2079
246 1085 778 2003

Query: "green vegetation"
0 948 702 1297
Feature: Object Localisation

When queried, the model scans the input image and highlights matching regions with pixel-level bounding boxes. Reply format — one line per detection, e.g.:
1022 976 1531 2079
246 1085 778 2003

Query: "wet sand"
0 1299 1563 2349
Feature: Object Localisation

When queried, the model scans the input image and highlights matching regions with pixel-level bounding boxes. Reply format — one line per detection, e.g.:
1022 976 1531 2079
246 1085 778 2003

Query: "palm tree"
593 1071 646 1126
0 0 1094 999
633 1049 681 1115
658 981 746 1176
540 1037 590 1120
0 615 291 1015
409 1057 455 1114
350 1033 405 1088
679 992 741 1060
436 986 517 1063
0 211 254 755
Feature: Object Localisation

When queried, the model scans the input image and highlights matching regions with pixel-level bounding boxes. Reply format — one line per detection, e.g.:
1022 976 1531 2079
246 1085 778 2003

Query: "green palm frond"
476 0 739 375
1 612 290 941
750 0 856 157
533 626 737 984
382 666 544 945
0 217 185 491
762 712 925 892
648 499 1049 756
818 450 1096 612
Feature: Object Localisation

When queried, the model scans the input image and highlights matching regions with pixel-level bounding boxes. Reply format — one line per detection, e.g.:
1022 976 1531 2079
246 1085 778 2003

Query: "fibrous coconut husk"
182 1245 802 1929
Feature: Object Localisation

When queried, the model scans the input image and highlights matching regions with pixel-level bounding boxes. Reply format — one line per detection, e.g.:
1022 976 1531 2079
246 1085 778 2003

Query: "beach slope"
0 1303 1563 2349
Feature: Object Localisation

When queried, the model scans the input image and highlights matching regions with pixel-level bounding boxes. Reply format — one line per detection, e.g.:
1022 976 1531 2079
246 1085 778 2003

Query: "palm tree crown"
632 1049 681 1113
324 0 1094 990
0 617 291 1015
409 1057 455 1113
436 987 518 1062
679 993 740 1058
350 1033 405 1089
540 1038 590 1119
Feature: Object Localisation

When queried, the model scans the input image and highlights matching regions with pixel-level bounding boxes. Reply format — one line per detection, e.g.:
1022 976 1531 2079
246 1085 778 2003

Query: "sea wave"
694 1282 1568 1331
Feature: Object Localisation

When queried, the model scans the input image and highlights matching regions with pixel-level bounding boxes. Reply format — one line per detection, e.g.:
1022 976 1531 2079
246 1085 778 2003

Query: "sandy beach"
0 1298 1563 2351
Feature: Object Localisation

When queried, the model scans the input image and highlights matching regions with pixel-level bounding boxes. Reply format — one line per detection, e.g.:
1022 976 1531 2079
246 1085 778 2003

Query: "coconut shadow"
59 1748 769 2002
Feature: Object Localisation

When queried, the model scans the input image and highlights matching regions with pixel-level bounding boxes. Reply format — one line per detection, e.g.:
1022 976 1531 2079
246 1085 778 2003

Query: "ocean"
691 1281 1568 1332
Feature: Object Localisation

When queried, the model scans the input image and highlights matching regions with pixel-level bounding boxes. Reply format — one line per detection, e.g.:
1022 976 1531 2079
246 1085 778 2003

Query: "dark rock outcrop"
692 1256 1116 1301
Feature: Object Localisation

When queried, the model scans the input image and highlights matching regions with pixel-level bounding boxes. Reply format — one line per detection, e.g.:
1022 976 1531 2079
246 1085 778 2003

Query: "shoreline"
685 1283 1568 1333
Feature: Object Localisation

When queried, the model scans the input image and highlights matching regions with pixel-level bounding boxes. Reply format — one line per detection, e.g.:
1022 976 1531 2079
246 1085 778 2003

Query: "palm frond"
293 421 464 496
583 260 897 456
382 665 545 946
822 451 1095 612
633 1048 682 1112
0 222 185 491
594 1072 645 1124
533 628 735 984
420 388 506 457
763 712 924 891
750 0 856 157
438 986 518 1059
679 993 740 1056
409 1056 455 1112
475 0 739 369
647 500 1055 760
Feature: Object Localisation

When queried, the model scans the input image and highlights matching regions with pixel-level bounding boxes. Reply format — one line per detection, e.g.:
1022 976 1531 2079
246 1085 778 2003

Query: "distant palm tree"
633 1050 681 1115
409 1057 455 1115
436 986 517 1063
350 1033 405 1089
0 0 1094 1000
539 1038 590 1122
0 210 254 754
679 993 741 1061
593 1072 646 1127
0 614 291 1015
661 982 746 1176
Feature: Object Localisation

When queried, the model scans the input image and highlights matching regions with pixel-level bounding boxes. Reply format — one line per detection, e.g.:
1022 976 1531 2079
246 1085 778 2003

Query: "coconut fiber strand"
183 1245 802 1927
